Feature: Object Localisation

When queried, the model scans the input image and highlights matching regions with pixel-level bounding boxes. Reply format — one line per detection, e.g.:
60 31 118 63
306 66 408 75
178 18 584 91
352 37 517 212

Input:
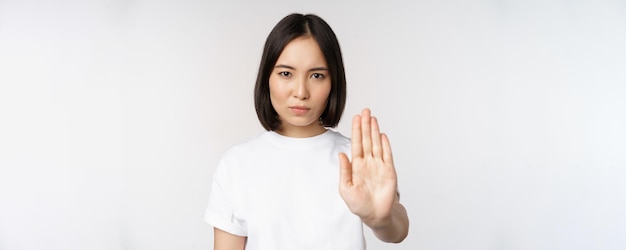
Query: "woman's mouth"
289 106 310 115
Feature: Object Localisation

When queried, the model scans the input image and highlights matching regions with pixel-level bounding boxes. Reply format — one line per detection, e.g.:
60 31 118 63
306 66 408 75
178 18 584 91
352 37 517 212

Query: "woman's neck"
275 124 327 138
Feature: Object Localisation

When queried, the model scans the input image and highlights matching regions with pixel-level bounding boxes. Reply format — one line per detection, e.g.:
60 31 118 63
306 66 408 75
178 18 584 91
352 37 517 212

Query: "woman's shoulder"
221 130 350 158
213 131 272 172
327 129 351 145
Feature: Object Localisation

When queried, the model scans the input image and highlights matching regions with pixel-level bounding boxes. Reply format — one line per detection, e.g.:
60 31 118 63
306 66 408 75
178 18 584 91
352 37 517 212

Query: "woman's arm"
214 228 246 250
361 195 409 243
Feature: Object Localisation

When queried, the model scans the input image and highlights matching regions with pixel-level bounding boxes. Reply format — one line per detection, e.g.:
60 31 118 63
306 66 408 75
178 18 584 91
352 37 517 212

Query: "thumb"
338 152 352 187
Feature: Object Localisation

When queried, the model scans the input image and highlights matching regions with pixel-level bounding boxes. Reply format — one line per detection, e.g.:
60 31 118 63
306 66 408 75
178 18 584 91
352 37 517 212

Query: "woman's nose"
293 77 309 100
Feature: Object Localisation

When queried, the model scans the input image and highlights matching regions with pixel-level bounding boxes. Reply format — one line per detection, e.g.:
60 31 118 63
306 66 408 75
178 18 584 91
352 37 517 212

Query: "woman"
205 13 409 249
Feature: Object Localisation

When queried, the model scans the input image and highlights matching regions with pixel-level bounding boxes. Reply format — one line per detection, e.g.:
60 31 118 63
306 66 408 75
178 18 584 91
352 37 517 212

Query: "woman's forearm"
365 201 409 243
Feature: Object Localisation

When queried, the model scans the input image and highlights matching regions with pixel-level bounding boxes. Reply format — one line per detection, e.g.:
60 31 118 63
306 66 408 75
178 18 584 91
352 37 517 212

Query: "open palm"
338 108 398 226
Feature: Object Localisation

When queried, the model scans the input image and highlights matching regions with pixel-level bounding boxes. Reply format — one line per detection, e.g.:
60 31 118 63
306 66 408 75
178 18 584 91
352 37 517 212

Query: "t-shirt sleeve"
204 156 247 236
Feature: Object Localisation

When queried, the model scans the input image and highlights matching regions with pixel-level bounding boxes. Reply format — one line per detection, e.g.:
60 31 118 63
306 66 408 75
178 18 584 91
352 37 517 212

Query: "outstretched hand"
338 108 398 228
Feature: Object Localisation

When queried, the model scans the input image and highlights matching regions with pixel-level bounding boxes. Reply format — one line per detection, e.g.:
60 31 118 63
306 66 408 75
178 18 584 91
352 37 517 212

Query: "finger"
371 116 383 159
361 108 372 156
338 152 353 187
381 133 394 165
351 114 362 159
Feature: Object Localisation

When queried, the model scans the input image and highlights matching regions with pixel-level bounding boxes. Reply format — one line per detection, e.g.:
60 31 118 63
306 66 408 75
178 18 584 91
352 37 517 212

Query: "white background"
1 0 625 249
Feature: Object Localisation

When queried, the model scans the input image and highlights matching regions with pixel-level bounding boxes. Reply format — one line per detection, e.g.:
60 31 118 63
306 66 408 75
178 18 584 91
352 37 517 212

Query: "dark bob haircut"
254 13 347 131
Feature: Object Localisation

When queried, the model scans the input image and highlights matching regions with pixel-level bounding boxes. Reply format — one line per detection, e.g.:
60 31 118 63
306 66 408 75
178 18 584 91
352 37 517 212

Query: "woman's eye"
311 73 325 79
279 71 291 77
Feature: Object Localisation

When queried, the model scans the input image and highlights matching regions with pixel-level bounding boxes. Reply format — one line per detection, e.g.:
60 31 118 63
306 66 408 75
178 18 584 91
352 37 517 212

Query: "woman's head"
254 13 346 133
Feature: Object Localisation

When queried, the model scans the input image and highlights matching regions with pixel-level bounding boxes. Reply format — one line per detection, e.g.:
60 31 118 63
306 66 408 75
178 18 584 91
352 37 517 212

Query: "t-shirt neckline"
265 129 335 150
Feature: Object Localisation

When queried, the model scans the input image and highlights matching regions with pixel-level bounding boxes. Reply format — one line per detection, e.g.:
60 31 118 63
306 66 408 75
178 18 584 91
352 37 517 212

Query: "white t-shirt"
205 130 365 250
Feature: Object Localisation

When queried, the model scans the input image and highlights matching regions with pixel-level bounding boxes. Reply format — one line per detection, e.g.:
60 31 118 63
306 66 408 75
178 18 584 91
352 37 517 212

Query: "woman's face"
269 36 331 138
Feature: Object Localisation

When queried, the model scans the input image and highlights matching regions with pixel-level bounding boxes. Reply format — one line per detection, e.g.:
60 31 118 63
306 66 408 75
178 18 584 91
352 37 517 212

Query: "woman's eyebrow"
274 64 295 69
308 67 328 72
274 64 328 71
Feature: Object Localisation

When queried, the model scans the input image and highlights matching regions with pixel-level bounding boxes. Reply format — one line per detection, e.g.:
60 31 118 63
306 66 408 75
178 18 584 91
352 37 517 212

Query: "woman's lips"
289 106 310 115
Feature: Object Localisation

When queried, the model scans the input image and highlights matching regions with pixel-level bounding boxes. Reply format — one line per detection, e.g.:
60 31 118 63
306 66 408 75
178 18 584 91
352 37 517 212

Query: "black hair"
254 13 347 131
